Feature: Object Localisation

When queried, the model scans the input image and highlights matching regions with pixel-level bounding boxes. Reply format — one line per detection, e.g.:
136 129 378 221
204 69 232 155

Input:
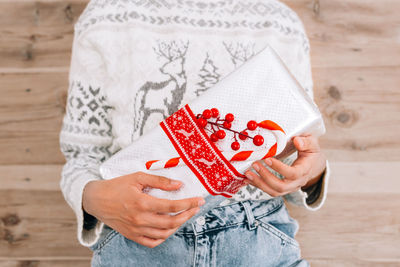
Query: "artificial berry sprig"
196 108 265 151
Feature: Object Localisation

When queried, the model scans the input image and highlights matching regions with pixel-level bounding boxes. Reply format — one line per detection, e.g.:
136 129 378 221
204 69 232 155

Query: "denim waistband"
176 197 284 236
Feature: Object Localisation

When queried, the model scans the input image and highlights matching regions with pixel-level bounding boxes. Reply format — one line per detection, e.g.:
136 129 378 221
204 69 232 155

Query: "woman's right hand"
82 172 205 248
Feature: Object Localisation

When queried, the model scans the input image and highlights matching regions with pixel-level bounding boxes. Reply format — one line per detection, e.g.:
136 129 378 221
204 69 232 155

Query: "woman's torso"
75 0 312 203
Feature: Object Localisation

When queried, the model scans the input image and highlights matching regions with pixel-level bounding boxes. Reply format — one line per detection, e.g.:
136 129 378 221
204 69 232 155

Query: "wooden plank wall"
0 0 399 266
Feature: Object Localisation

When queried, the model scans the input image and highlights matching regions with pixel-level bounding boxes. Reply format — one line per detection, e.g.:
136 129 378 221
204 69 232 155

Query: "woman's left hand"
244 134 327 197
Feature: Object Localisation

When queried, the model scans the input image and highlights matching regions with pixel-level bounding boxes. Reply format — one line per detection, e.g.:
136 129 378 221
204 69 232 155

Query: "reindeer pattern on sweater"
132 40 256 140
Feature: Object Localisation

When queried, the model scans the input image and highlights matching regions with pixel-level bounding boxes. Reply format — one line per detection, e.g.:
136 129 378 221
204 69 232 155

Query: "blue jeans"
90 197 309 267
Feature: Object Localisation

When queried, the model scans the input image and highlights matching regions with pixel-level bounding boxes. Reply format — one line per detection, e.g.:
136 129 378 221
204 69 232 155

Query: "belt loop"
240 201 257 230
191 221 199 237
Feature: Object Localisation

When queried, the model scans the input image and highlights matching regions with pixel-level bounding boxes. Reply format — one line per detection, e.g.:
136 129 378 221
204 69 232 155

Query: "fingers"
135 172 183 191
135 207 200 238
290 156 312 178
133 235 165 248
263 157 296 179
143 193 205 213
110 222 166 248
245 161 304 197
124 207 201 247
252 161 288 192
142 207 201 229
245 170 282 197
135 225 179 240
293 135 320 153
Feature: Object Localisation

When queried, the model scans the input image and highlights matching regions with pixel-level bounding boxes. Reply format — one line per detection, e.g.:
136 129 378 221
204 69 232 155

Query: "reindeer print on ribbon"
147 106 287 172
159 104 248 197
154 104 286 197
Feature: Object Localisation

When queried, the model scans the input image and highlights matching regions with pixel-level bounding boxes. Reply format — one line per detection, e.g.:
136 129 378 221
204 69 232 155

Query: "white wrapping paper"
99 44 325 212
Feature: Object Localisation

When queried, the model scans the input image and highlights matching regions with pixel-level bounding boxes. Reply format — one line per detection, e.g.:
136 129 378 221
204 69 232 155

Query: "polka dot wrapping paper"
99 44 325 203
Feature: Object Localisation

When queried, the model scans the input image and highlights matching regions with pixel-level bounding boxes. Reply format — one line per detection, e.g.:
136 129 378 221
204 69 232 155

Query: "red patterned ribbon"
160 104 247 198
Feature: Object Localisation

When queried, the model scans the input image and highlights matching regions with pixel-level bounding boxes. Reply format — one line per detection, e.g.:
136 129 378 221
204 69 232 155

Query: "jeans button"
196 216 206 226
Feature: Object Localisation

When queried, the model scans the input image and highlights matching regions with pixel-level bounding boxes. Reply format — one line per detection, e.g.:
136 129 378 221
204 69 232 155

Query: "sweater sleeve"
280 153 330 211
59 30 114 247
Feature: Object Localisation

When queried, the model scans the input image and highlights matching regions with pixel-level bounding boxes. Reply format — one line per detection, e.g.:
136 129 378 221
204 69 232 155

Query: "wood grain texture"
1 0 399 266
1 67 399 164
1 0 399 70
288 194 400 262
0 260 90 267
284 0 400 68
0 73 67 165
0 187 399 262
315 66 400 161
1 163 399 262
0 1 86 70
1 161 399 193
0 189 91 258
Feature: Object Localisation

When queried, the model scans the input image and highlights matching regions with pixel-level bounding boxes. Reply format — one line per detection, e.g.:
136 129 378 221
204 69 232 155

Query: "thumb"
135 172 183 191
293 135 320 153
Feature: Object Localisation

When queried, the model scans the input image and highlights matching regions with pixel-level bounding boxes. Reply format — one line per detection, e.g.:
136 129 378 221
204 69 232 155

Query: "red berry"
211 108 219 118
197 118 207 128
225 113 234 123
202 109 212 119
247 120 258 131
223 121 232 129
253 135 264 146
216 130 226 139
239 131 248 140
210 133 218 142
231 141 240 151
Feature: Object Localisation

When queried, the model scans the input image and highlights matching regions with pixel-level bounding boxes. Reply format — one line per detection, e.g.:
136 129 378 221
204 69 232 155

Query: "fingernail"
297 138 304 148
198 199 205 206
264 158 272 166
171 180 182 186
252 163 260 172
245 171 254 180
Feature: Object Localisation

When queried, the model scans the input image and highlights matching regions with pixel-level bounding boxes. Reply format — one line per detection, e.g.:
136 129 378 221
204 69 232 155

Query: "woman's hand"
82 172 205 248
244 134 327 197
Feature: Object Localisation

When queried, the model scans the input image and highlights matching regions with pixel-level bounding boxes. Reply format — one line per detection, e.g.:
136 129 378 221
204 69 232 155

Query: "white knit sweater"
59 0 330 247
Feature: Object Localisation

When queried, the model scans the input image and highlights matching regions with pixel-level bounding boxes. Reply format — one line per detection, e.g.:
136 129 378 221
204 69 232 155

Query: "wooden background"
0 0 399 266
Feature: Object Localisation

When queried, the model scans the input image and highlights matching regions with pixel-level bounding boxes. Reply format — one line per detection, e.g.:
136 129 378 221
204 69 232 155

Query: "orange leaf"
258 120 285 133
230 151 253 161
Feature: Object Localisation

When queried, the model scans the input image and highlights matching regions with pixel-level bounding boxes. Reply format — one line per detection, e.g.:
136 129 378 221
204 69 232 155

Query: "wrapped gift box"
99 44 325 216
